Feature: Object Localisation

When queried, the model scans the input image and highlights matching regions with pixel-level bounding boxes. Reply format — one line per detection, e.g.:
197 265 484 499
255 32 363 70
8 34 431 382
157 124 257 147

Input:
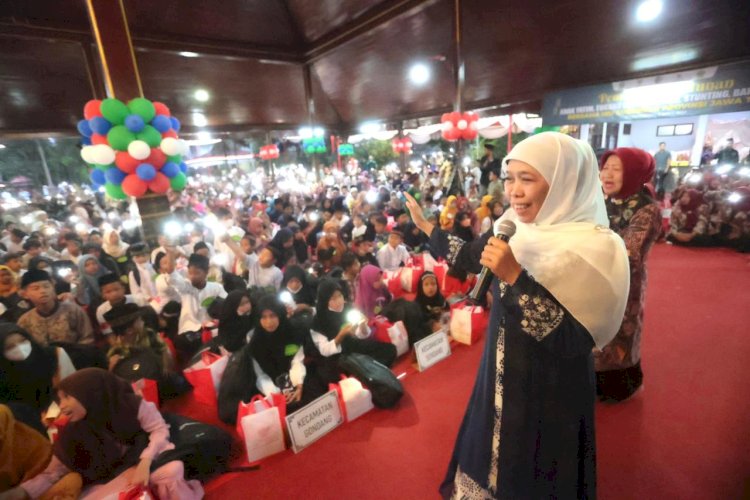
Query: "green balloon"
127 98 156 122
100 98 129 125
107 125 136 151
137 125 161 148
170 172 187 191
166 154 182 164
104 182 127 200
95 163 112 171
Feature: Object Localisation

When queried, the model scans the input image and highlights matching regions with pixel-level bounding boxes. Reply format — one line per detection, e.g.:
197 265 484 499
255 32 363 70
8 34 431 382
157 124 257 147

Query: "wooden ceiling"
0 0 748 136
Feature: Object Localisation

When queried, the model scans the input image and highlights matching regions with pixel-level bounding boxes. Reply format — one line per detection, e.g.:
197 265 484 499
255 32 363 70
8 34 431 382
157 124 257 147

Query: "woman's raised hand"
404 192 434 236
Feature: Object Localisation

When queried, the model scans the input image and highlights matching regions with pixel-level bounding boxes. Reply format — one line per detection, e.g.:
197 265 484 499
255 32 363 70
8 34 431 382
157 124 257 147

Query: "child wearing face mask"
216 290 255 352
0 324 76 431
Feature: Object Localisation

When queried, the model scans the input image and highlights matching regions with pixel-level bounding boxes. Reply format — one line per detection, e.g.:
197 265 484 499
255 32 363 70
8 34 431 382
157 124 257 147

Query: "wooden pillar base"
135 194 171 248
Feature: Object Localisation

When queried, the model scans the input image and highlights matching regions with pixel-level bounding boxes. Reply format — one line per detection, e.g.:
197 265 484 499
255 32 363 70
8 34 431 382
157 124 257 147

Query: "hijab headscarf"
217 290 254 352
414 271 446 319
496 132 629 348
599 147 656 200
53 368 145 484
355 264 389 318
0 266 18 297
475 195 494 222
102 229 129 259
0 324 58 411
440 195 458 230
28 256 54 272
282 265 316 306
250 295 303 381
77 255 106 305
311 279 346 340
677 189 705 231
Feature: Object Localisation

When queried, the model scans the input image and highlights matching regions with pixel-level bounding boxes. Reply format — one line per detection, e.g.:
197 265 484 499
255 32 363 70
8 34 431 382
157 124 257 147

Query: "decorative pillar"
85 0 170 247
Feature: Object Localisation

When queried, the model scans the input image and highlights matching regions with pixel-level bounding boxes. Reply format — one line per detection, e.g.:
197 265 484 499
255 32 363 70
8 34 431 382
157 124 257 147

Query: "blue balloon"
81 136 92 146
90 169 106 185
136 163 157 181
151 115 172 133
161 162 180 178
125 114 145 133
89 116 112 135
170 117 181 132
179 162 188 174
105 167 127 184
77 119 93 137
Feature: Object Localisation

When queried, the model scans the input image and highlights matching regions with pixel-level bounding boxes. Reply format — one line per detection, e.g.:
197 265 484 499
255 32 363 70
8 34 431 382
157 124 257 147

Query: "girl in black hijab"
217 290 254 352
0 324 59 424
268 228 295 267
309 279 397 383
250 295 324 411
12 368 204 499
282 265 317 307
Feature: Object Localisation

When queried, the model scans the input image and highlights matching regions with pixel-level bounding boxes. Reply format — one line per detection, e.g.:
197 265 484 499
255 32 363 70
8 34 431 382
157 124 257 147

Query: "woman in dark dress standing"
405 132 629 499
596 148 662 401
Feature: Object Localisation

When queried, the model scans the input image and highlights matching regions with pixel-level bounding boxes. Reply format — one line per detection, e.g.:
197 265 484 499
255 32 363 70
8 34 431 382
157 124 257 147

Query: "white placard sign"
285 390 343 453
414 329 452 371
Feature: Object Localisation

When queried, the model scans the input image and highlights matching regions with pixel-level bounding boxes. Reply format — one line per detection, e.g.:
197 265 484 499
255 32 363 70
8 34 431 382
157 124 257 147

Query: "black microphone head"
495 220 516 239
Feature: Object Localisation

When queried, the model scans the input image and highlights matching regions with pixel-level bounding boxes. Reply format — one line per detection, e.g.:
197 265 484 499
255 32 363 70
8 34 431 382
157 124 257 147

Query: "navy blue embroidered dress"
433 228 597 499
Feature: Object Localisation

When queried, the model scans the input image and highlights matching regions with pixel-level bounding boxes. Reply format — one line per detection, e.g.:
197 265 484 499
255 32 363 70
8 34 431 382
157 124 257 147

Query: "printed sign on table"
414 330 452 371
285 390 344 453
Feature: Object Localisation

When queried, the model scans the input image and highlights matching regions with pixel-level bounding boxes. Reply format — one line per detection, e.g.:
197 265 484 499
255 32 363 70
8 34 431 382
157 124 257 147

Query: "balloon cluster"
391 138 413 154
441 111 479 141
258 144 280 160
302 138 326 154
338 143 354 156
77 98 189 199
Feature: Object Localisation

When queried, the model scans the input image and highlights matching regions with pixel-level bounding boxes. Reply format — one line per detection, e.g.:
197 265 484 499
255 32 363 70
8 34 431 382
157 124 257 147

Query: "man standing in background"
715 137 739 164
653 142 671 199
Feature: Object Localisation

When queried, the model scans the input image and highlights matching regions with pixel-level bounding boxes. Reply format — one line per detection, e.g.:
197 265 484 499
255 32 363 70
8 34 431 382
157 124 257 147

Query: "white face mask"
286 284 302 295
328 302 344 313
5 341 32 362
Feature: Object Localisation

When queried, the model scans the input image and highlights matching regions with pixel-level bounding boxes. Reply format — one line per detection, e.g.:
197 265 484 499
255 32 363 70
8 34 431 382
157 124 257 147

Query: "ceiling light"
194 89 210 102
631 48 698 71
622 80 693 106
192 112 208 127
0 144 5 149
408 63 431 85
359 121 381 135
636 0 663 22
179 51 199 58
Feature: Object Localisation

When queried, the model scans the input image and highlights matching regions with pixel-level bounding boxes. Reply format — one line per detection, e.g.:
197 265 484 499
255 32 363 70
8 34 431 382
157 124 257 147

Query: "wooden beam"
304 0 437 62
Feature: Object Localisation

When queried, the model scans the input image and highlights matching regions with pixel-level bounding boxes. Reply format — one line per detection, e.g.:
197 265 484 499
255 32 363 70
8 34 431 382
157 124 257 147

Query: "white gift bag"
239 397 286 463
338 377 374 422
387 321 410 357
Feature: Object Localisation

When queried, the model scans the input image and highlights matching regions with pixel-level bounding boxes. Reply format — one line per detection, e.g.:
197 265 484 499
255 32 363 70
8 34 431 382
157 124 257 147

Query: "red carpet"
164 244 750 499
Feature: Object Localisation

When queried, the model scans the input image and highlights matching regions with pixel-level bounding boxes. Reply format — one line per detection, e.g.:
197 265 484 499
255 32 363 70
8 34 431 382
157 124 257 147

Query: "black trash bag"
217 344 259 424
338 352 404 408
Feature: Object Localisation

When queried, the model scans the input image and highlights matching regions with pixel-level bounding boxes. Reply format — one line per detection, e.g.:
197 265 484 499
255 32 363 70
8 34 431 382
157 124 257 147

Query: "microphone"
467 220 517 304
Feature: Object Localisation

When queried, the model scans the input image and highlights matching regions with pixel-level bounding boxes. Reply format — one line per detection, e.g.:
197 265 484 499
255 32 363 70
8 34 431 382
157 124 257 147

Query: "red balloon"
147 148 167 168
162 130 178 139
148 172 170 194
442 128 460 142
464 111 479 122
440 113 451 123
91 134 108 145
115 152 140 174
461 129 478 140
448 111 462 124
153 102 171 117
83 100 102 120
122 174 148 197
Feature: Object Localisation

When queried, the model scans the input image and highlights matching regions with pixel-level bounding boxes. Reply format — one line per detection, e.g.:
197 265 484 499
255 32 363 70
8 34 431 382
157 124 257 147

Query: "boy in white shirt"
376 230 410 271
221 234 282 291
127 243 157 307
166 253 227 359
95 273 145 337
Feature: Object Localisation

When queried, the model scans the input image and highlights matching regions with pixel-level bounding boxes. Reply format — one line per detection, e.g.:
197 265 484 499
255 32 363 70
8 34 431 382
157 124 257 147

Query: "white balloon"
128 140 151 160
160 137 180 156
457 119 468 130
92 144 115 165
441 122 453 132
80 146 96 164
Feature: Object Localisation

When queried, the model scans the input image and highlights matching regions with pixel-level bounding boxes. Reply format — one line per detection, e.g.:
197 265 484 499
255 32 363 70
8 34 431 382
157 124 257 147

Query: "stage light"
179 51 199 58
635 0 662 22
408 63 431 85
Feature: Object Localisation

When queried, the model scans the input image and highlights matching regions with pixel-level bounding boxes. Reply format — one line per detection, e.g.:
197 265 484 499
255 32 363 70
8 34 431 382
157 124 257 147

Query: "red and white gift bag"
372 316 410 357
384 270 405 298
329 376 374 422
399 264 424 293
131 378 159 409
183 350 229 406
449 301 489 345
236 394 287 465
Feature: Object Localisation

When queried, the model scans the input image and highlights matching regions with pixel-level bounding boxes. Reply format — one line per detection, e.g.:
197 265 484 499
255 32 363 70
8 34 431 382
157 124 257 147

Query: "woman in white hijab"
102 229 129 261
405 132 629 499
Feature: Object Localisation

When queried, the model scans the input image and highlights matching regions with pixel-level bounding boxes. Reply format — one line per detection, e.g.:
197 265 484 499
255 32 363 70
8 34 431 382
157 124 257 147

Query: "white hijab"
495 132 629 348
102 228 129 258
